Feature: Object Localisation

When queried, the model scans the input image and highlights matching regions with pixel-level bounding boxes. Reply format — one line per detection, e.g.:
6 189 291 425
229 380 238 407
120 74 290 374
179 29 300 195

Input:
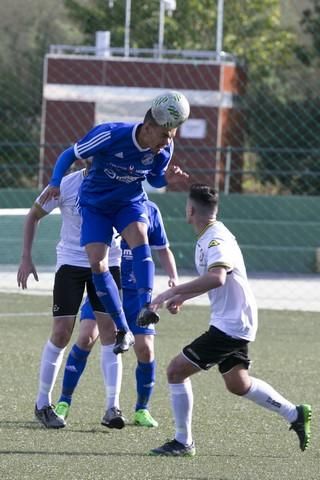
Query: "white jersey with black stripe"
35 169 121 270
195 221 258 341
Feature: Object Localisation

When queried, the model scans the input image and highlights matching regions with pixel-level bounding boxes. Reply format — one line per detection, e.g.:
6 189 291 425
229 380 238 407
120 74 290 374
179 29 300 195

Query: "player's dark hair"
189 184 219 214
143 108 159 126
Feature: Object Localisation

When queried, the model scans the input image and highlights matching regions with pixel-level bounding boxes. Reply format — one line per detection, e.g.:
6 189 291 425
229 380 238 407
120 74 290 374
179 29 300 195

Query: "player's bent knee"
77 334 97 350
224 377 251 396
167 362 183 383
51 318 74 347
135 345 154 363
50 332 71 348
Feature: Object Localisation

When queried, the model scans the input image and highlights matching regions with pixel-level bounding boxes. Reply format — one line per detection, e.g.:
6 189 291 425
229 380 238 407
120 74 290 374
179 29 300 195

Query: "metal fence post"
224 146 232 194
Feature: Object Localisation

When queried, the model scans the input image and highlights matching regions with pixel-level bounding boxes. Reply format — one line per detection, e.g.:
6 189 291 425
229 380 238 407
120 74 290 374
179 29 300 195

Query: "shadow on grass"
0 450 143 457
0 419 160 435
0 420 112 434
0 448 289 460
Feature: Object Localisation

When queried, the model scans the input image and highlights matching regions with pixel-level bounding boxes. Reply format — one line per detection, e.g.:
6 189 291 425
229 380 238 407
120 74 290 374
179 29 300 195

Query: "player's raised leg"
81 207 134 354
121 219 159 327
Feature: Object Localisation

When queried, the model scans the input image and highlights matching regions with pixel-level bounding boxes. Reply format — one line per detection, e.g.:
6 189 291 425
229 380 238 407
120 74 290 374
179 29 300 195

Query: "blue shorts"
80 201 148 246
80 289 156 336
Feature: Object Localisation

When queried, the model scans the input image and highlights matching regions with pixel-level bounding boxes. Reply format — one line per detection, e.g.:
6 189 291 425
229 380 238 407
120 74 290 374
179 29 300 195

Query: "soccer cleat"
101 407 125 429
134 409 159 428
150 439 195 457
113 330 135 355
34 404 66 429
54 401 70 420
289 404 312 451
136 306 160 327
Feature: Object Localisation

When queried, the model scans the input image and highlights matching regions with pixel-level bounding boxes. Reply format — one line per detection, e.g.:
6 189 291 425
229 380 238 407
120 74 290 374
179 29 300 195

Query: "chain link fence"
1 1 320 310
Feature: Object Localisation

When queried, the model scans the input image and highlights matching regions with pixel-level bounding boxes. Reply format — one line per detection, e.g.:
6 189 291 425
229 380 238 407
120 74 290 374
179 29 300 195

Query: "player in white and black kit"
150 184 312 457
17 168 123 429
53 199 178 430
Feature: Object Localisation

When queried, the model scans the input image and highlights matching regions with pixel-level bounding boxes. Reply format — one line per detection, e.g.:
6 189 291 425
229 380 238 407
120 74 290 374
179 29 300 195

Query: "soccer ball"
151 90 190 128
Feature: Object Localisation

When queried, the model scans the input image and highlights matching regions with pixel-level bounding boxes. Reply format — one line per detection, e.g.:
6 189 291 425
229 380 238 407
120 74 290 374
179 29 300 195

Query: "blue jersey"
121 200 169 290
74 123 173 211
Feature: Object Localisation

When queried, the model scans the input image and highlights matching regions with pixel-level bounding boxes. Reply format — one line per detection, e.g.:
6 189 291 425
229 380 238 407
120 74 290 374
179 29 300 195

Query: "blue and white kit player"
39 91 190 354
71 199 178 428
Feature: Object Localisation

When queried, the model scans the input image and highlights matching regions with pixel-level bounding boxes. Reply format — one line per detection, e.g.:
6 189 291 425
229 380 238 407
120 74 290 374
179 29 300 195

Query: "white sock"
169 379 193 446
243 377 297 423
101 344 123 410
36 340 65 409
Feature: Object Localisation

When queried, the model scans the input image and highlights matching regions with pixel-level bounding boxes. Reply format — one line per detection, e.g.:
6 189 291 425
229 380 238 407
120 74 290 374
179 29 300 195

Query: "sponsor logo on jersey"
141 154 154 165
104 167 141 183
104 168 116 179
208 239 220 247
115 152 124 159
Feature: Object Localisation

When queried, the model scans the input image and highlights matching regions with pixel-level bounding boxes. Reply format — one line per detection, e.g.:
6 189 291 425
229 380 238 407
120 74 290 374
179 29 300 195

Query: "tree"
0 0 83 187
64 0 320 194
64 0 296 80
1 0 316 192
295 0 320 66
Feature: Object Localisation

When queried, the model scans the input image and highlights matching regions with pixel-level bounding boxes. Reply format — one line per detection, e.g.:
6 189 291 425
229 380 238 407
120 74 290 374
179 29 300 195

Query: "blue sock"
132 244 155 308
93 271 129 332
59 344 90 405
135 360 156 411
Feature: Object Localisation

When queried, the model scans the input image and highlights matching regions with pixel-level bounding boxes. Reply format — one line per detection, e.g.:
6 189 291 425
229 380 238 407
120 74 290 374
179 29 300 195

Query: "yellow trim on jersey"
208 262 232 271
197 221 216 239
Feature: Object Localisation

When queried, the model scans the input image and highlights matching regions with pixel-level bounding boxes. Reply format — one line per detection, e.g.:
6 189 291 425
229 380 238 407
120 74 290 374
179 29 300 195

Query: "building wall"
40 55 246 191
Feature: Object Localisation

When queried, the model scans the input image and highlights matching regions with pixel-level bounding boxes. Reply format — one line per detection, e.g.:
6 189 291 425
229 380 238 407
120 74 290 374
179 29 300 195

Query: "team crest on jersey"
208 240 220 248
141 154 154 165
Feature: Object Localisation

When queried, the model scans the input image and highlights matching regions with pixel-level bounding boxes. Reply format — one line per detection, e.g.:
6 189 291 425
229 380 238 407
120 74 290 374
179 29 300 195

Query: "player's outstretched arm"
156 247 178 287
166 293 190 314
17 205 46 289
151 288 197 312
38 185 60 205
39 147 77 205
165 164 189 185
151 268 227 311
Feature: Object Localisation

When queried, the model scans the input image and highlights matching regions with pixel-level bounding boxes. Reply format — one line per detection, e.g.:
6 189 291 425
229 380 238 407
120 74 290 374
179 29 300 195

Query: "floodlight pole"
158 0 166 59
216 0 224 61
124 0 131 57
158 0 176 58
109 0 131 57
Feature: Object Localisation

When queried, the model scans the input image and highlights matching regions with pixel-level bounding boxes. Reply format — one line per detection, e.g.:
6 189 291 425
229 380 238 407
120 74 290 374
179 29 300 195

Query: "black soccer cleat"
34 404 66 429
101 407 125 429
136 306 160 327
113 330 135 355
150 439 195 457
